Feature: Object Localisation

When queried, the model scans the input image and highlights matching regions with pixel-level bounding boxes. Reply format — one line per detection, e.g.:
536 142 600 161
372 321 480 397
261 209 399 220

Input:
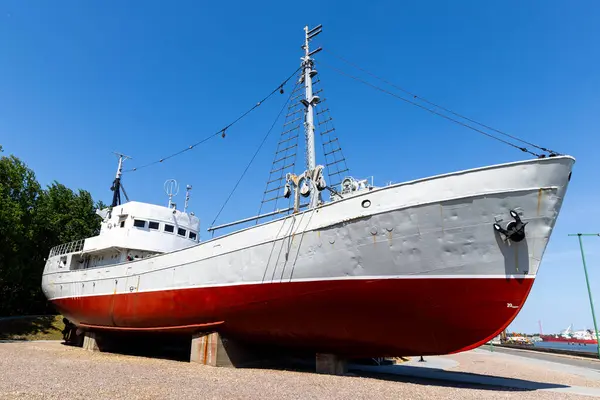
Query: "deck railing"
49 239 85 257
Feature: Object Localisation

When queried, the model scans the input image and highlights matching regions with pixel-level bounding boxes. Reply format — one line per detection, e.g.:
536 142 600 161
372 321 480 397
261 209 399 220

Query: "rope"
319 61 543 157
324 50 560 156
288 207 318 282
124 67 301 173
209 78 299 229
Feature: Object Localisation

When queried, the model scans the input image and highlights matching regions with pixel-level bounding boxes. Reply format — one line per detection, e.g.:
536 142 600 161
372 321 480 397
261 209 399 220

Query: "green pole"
570 233 600 360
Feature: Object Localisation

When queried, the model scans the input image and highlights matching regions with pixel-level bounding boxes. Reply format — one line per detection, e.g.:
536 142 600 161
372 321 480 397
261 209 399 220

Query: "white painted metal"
115 155 124 180
164 179 179 210
184 185 192 213
302 25 317 175
301 25 322 208
42 156 574 317
112 152 131 181
45 201 200 273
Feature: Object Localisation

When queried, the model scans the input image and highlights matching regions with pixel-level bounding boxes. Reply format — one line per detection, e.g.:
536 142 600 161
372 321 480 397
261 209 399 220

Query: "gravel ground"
450 349 600 389
0 342 597 400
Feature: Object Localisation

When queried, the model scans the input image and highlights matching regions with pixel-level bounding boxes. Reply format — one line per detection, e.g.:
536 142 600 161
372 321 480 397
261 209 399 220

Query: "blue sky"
1 1 599 333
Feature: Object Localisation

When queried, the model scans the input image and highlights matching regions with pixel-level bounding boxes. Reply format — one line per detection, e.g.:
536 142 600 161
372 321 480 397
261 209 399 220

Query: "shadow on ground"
54 332 573 393
69 333 194 362
78 332 322 371
0 315 63 340
352 365 570 392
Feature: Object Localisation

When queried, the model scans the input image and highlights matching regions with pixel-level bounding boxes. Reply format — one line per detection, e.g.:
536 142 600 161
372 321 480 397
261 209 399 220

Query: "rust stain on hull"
203 334 209 365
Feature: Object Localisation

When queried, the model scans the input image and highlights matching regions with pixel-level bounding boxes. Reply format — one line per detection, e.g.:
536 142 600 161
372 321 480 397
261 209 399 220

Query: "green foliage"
0 315 64 340
0 148 103 316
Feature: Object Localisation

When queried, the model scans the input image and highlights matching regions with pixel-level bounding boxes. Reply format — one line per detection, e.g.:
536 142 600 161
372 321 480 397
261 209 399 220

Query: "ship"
41 25 575 357
541 325 598 344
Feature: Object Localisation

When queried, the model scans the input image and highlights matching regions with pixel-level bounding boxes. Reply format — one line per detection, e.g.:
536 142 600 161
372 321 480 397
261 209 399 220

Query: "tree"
35 183 102 246
0 149 43 315
0 148 103 316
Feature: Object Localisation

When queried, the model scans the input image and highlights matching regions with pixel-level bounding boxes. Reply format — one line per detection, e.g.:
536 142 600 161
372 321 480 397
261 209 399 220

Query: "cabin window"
133 219 146 228
178 228 186 237
189 231 197 241
120 220 125 228
164 224 174 233
148 221 159 230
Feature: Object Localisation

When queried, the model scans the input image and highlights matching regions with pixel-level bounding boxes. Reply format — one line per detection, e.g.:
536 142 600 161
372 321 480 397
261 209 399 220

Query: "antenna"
184 185 192 213
164 179 179 210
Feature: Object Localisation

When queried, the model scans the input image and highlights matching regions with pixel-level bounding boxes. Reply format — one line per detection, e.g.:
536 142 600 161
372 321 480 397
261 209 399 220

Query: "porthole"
362 199 371 208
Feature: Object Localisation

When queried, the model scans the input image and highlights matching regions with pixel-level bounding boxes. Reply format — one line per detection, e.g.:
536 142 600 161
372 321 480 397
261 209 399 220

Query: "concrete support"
316 353 347 375
82 331 100 352
191 332 262 367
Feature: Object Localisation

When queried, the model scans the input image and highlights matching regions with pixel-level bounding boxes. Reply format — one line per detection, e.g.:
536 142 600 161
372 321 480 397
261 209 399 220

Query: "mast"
110 152 131 208
301 24 322 207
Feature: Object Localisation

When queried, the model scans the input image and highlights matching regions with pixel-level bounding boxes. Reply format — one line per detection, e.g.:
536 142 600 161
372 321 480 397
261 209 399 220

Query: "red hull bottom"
52 277 533 357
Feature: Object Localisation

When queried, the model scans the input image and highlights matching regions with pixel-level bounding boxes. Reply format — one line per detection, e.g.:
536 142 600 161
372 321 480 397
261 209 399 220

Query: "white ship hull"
42 155 574 356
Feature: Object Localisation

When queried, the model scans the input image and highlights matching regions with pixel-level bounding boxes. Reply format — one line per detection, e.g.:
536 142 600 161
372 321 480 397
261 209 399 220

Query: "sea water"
535 341 599 354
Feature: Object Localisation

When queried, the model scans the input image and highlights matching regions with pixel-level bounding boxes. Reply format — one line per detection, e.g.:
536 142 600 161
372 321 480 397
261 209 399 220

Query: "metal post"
569 233 600 360
110 152 131 208
302 26 316 175
184 185 192 213
301 25 322 208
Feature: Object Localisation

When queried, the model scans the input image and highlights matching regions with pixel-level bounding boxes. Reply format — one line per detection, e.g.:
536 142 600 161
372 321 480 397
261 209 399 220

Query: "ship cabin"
44 201 200 274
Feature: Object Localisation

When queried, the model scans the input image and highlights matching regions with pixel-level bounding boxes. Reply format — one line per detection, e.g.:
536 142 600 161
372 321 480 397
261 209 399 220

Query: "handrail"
49 239 85 257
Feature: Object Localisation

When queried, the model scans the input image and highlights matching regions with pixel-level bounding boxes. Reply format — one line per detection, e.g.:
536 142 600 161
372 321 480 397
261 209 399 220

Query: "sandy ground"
0 341 599 399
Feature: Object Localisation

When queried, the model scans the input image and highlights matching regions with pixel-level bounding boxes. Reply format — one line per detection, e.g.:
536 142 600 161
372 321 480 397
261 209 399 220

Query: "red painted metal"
52 277 534 357
79 321 224 333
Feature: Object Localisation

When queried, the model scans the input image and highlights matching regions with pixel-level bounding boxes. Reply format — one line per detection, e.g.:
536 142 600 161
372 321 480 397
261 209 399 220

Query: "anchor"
493 210 527 242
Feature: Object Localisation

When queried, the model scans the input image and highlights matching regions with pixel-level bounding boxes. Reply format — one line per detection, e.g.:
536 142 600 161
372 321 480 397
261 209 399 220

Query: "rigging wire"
209 76 301 231
318 61 543 157
323 50 559 156
123 67 302 173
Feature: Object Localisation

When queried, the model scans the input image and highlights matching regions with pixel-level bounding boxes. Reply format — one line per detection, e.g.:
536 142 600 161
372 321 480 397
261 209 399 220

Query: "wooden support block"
82 331 100 352
191 332 225 366
190 332 263 367
316 353 347 375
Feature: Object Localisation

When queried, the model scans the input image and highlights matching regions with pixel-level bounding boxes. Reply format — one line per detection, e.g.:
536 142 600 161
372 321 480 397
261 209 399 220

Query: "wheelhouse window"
133 219 146 228
148 221 159 230
164 224 174 233
178 228 187 237
189 231 197 241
